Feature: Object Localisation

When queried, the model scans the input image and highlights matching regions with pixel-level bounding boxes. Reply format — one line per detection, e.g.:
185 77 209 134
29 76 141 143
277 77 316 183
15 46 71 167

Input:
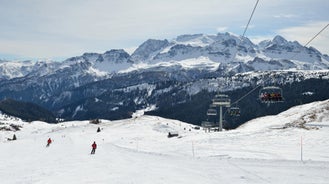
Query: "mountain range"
0 32 329 126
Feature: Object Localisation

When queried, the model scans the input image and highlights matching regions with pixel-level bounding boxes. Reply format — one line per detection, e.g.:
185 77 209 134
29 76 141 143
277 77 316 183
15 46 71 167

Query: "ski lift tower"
212 94 231 131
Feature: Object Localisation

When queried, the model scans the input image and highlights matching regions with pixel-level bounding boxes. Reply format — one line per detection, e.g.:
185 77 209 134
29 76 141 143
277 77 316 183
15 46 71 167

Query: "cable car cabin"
201 121 217 127
212 94 231 107
207 108 217 116
259 86 284 103
229 107 240 116
209 103 216 108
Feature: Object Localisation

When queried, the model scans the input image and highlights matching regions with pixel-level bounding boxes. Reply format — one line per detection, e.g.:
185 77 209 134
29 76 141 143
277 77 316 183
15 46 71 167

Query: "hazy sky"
0 0 328 61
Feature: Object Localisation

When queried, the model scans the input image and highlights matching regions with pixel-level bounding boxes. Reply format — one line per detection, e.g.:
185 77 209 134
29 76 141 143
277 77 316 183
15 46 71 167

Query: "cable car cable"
290 23 329 61
216 4 327 121
231 84 262 106
231 23 329 105
217 0 261 116
227 0 261 104
304 23 329 48
242 0 260 37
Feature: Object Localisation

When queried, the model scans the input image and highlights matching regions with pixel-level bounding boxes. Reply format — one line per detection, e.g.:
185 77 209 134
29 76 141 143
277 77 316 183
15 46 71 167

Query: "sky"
0 0 328 61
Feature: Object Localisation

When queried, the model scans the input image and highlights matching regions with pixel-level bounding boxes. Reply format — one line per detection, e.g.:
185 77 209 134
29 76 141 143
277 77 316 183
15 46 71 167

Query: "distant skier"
91 141 97 154
7 134 17 141
97 127 101 133
46 138 52 147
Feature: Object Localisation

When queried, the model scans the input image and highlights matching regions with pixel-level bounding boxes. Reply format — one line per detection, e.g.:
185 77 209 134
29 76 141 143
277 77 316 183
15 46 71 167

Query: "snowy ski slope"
1 100 329 183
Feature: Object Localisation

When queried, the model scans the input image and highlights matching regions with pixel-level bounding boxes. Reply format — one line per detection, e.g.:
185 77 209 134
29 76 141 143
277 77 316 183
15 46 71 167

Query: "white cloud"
0 39 85 60
249 35 273 44
216 27 228 32
277 21 329 54
0 0 254 60
273 14 298 19
124 47 138 55
0 0 328 60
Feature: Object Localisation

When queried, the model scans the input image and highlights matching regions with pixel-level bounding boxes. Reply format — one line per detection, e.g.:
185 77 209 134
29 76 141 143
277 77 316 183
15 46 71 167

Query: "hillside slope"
0 98 57 123
1 100 329 183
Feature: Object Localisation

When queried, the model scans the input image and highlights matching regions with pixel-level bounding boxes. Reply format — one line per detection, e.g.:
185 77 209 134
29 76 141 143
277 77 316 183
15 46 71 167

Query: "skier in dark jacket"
91 141 97 154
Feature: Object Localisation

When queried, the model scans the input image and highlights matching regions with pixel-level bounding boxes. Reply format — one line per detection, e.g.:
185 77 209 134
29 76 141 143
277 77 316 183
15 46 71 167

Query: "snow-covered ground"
1 100 329 183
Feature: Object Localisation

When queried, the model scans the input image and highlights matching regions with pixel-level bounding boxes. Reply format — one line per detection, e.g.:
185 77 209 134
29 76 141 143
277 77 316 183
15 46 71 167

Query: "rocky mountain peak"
96 49 130 64
131 39 170 61
272 35 288 45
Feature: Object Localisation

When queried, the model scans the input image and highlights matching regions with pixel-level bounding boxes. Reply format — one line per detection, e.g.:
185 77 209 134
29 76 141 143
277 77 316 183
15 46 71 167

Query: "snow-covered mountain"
127 33 329 73
1 32 329 80
0 59 68 80
0 32 329 122
1 100 329 183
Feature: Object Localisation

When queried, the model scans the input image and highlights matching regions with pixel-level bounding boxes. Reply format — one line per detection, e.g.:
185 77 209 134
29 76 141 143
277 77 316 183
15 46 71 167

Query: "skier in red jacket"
91 141 97 154
46 138 52 147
